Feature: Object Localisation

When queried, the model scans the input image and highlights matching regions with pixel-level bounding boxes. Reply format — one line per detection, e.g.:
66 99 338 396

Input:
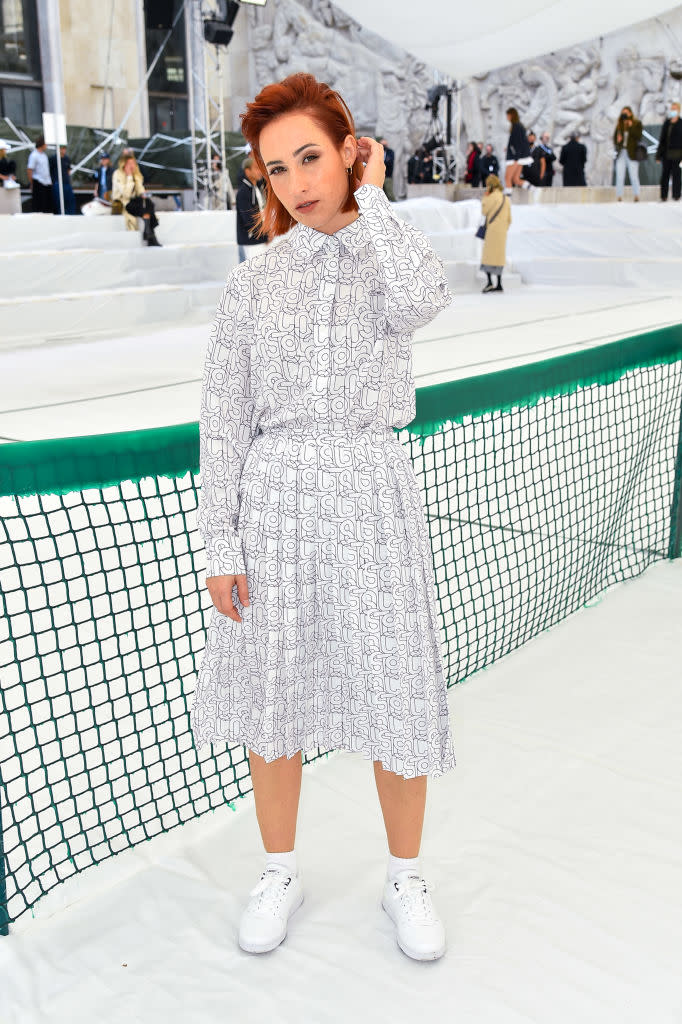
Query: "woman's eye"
270 154 318 176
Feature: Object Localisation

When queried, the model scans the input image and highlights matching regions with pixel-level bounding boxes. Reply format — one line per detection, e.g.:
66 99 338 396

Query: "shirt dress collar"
290 208 372 257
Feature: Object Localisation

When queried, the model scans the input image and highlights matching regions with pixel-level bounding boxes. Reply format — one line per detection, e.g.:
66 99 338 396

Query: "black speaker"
145 0 174 30
204 1 240 45
204 18 239 45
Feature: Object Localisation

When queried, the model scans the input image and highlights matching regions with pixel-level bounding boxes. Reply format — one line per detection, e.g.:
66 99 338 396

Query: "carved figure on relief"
605 46 665 122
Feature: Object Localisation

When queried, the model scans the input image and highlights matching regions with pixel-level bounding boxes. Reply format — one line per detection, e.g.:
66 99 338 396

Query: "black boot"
144 220 161 246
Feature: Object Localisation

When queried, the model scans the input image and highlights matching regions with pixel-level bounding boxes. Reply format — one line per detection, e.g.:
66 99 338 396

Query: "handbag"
111 198 123 215
633 143 648 162
475 195 505 239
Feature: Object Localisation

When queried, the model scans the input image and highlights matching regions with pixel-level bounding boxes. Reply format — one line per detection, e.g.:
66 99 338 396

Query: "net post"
0 767 8 936
669 394 682 561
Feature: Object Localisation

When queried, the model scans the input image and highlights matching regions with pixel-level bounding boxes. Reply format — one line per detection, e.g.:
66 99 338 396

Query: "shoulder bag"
475 195 506 239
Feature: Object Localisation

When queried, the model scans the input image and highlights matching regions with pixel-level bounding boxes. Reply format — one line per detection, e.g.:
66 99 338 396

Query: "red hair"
239 72 365 242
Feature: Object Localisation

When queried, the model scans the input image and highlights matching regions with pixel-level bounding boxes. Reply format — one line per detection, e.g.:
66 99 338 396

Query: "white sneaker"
238 865 304 953
381 869 447 961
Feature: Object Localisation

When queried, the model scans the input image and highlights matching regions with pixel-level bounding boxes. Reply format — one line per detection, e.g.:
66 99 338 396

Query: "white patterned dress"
189 182 457 779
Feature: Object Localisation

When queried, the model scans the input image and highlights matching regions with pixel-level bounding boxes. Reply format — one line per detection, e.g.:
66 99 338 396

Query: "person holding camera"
614 106 643 202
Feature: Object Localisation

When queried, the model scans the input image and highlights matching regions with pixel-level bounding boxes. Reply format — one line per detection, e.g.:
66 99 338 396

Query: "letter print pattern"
190 183 457 779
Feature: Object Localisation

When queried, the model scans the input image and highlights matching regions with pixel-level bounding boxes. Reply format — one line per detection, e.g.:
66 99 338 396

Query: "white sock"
265 849 297 877
387 853 420 882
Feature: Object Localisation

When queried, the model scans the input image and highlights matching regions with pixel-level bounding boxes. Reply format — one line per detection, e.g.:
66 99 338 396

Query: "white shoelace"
392 873 438 924
248 867 293 915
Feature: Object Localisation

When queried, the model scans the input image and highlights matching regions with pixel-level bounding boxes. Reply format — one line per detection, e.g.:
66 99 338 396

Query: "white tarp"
334 0 681 77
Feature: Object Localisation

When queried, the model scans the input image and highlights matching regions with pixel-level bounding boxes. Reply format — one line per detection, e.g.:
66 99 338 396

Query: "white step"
0 243 238 298
0 210 237 248
0 280 223 350
511 257 682 288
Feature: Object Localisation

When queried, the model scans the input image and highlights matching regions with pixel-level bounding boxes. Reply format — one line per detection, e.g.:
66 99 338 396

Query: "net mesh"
1 325 681 933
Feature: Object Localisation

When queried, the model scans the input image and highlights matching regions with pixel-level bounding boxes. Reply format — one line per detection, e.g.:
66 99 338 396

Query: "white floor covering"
1 283 680 443
0 557 680 1023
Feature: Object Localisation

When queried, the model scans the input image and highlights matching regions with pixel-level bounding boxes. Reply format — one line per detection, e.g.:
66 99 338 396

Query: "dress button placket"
318 241 340 416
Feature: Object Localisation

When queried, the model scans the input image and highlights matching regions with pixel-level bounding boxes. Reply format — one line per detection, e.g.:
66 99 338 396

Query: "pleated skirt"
190 421 456 779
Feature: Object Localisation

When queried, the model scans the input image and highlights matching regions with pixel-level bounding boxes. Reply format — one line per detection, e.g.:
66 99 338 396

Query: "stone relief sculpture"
455 22 677 186
244 0 434 198
241 0 681 190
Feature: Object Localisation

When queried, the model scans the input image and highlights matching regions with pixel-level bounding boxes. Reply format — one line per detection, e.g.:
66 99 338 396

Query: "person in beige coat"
479 174 511 292
111 154 161 245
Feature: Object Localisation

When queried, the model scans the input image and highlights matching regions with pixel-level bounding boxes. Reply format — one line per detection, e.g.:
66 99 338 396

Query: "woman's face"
124 158 135 174
258 110 357 232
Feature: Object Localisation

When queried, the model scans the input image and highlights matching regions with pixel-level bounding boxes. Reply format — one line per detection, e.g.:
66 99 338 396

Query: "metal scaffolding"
185 0 228 211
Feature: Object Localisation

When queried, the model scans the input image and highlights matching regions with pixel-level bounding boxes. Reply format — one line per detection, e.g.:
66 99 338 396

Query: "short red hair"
239 72 365 242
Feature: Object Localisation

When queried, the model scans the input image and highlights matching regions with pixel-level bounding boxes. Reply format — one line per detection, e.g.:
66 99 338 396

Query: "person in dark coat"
656 101 682 202
379 136 395 201
538 133 556 186
48 145 77 214
92 152 113 200
560 132 587 186
236 156 268 263
407 149 422 183
478 144 499 181
504 107 532 192
522 131 546 186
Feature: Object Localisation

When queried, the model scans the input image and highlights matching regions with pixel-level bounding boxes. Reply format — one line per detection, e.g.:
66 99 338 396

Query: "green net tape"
1 324 681 933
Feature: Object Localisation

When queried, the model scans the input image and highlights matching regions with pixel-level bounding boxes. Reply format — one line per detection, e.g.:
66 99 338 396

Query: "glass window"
0 81 40 122
144 0 188 96
0 0 41 79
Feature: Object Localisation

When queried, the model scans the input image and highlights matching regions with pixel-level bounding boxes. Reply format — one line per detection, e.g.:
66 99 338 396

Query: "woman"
613 106 643 202
111 154 162 245
479 174 511 292
504 106 532 192
189 72 456 962
0 141 18 187
464 140 480 184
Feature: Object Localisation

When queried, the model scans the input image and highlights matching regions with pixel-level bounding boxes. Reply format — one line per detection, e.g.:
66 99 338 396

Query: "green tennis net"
1 324 682 934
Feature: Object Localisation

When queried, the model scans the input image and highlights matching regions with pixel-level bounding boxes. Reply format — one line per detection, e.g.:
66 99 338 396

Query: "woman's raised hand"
206 574 250 622
355 136 386 190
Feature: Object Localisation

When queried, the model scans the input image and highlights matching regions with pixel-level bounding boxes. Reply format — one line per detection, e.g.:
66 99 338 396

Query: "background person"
560 132 587 186
112 154 161 245
479 173 511 292
504 107 532 193
522 130 545 187
479 144 499 180
236 155 268 262
614 106 642 202
379 136 395 200
0 140 18 187
49 144 76 215
27 135 53 213
92 151 113 200
656 101 682 202
538 133 556 186
210 156 237 210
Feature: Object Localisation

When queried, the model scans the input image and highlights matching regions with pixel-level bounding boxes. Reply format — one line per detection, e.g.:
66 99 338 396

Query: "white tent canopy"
335 0 680 78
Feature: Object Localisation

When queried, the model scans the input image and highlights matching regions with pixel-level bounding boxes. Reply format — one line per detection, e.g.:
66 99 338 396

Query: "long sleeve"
198 266 256 578
353 183 453 333
111 170 125 202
